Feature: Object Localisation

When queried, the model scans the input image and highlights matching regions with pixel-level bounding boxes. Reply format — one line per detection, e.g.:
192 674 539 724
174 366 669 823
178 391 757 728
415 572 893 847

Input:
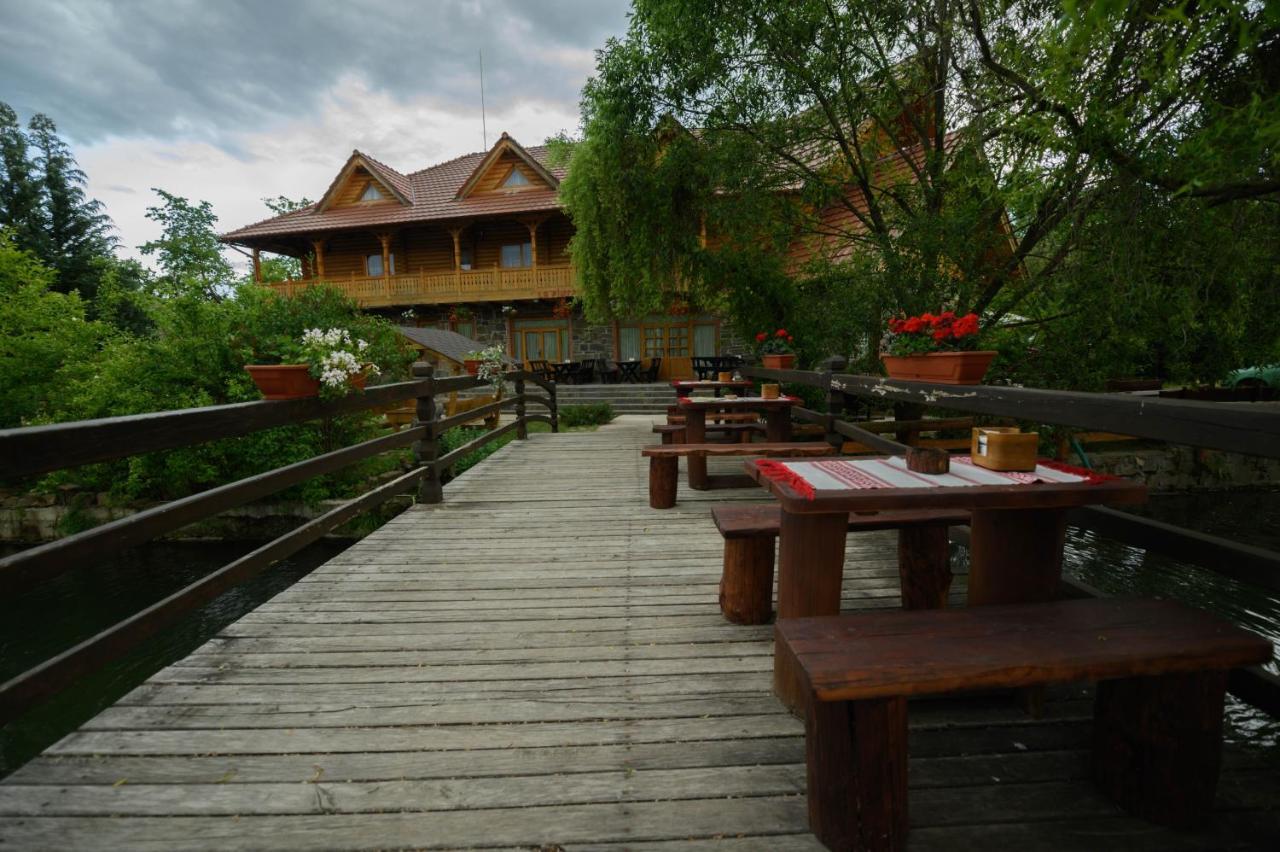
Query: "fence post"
819 356 847 450
412 360 444 504
549 379 559 433
515 372 528 440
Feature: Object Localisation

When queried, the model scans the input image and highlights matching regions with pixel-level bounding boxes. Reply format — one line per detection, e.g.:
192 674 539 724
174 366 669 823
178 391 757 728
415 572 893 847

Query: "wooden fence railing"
0 362 557 724
742 364 1280 715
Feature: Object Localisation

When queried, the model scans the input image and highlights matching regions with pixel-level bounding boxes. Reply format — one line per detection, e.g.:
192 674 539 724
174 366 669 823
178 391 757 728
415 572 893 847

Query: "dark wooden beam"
828 373 1280 459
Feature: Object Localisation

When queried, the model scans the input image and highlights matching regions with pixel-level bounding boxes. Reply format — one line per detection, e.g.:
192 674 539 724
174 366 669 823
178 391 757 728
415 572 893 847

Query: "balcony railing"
266 264 576 307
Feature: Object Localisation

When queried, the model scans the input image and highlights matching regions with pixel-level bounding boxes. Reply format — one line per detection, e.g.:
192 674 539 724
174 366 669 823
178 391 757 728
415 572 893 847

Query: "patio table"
744 454 1148 710
678 395 797 489
550 361 578 384
617 360 643 383
671 379 754 399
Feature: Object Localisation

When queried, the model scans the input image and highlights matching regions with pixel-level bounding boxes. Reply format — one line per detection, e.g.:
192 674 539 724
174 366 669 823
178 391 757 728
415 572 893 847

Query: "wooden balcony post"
447 224 465 295
312 239 326 280
524 218 540 271
251 248 261 283
378 233 392 281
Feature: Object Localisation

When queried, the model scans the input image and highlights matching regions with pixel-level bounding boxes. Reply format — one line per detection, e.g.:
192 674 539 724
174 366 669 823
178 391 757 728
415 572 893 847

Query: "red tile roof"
222 139 567 245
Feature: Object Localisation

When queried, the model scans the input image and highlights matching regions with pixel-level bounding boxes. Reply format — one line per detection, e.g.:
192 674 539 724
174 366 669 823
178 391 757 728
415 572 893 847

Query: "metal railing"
0 363 557 723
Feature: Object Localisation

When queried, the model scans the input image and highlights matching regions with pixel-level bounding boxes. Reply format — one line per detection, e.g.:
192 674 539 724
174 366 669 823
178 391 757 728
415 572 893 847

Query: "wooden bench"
640 443 835 509
711 505 970 624
652 423 763 445
666 410 760 425
777 598 1274 851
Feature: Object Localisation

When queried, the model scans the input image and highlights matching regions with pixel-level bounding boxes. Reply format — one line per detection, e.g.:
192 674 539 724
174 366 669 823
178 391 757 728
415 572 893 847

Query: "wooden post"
300 254 312 280
549 379 559 433
251 248 261 283
312 239 326 279
824 378 845 450
515 375 528 440
649 456 678 509
379 233 392 280
897 525 952 610
719 537 775 624
411 361 443 504
774 510 848 714
525 219 539 270
1093 670 1229 827
448 225 464 293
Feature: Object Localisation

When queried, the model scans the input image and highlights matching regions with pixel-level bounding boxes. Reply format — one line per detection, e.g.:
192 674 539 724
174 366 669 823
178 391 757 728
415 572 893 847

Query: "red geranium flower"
787 335 794 343
903 317 924 334
775 328 788 338
755 332 768 342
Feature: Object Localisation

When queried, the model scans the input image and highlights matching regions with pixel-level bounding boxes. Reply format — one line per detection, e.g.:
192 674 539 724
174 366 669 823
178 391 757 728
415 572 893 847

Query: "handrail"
0 362 558 725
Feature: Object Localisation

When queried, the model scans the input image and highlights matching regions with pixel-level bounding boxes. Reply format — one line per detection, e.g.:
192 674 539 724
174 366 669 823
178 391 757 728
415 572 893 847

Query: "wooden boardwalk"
1 418 1278 850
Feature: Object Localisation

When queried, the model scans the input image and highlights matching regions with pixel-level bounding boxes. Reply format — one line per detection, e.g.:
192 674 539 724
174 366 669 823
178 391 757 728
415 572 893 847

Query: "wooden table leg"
765 407 792 441
1093 670 1228 828
719 536 775 624
897 524 951 609
774 510 848 714
807 696 909 852
966 507 1066 606
685 409 708 490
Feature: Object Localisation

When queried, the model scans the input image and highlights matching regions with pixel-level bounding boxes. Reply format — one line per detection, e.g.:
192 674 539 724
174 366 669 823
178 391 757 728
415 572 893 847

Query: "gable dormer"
455 133 558 199
316 151 412 213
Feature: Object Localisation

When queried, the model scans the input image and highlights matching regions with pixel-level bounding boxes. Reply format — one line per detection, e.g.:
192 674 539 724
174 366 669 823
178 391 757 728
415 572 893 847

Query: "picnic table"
678 395 797 490
744 454 1148 710
670 379 753 398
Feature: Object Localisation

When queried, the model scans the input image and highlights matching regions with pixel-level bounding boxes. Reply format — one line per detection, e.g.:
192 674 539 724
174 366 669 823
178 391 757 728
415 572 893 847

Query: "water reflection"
0 539 347 777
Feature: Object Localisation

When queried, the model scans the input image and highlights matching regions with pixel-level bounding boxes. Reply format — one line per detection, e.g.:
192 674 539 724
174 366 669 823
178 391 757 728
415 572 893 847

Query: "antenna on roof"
479 49 488 149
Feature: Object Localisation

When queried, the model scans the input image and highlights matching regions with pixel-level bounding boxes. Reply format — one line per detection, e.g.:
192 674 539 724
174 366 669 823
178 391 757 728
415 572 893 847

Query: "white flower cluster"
474 344 508 389
300 328 377 394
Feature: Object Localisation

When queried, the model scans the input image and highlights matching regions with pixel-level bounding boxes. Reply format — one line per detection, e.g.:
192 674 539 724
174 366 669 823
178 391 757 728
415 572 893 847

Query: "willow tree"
559 0 1279 376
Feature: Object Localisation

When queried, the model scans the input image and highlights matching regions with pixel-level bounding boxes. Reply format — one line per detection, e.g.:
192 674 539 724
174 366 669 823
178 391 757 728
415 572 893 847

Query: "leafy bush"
559 403 614 428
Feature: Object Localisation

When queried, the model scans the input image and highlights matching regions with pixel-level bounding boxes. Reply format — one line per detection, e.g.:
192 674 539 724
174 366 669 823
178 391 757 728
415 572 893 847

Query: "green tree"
0 103 44 253
139 189 234 299
0 230 104 428
249 195 314 282
25 113 116 299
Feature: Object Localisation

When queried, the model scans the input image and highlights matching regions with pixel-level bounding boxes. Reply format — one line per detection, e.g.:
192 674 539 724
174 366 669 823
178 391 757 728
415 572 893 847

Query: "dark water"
955 490 1280 752
0 539 348 777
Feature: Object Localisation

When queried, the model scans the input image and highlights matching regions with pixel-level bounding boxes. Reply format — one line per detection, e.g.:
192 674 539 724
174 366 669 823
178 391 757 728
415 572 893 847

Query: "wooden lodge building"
221 134 746 380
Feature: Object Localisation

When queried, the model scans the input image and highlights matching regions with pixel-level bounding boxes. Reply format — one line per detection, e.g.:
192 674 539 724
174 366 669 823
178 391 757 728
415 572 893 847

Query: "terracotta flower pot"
245 364 319 400
762 354 796 370
464 359 481 375
881 350 998 385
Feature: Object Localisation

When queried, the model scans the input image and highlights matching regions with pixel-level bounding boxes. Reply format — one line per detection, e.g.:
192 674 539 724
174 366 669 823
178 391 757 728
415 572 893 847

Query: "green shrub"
559 403 614 428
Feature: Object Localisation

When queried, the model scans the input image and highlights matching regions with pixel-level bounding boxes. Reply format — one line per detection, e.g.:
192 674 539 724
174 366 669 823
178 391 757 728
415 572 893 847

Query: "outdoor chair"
527 359 552 382
692 357 717 380
643 356 663 382
595 357 620 384
573 360 595 384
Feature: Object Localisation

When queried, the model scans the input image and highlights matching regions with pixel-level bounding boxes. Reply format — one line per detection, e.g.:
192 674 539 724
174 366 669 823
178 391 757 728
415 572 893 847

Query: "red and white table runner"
757 456 1108 499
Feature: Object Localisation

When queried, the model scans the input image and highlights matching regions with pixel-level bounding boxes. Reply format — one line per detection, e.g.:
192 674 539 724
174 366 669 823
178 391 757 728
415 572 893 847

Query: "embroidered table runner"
757 456 1105 500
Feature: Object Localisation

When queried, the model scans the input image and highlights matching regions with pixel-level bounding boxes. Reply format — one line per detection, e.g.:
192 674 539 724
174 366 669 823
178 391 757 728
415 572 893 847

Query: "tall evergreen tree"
26 112 115 299
0 102 44 253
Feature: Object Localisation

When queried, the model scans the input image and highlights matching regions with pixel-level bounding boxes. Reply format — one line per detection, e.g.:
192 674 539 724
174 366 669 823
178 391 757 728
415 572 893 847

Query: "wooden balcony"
267 264 576 307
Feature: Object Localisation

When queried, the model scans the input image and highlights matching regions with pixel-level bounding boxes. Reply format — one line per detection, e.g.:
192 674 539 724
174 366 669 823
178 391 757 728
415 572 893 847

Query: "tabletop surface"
677 395 798 409
745 455 1146 512
671 380 754 388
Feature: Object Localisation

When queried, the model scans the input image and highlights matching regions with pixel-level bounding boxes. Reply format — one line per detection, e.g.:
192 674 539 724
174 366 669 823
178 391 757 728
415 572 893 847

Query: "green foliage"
140 189 234 299
0 231 105 428
0 103 116 300
558 403 615 428
564 0 1280 385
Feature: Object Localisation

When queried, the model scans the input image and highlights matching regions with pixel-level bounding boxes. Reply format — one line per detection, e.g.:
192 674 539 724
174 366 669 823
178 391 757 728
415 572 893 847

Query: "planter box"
464 359 482 375
762 354 796 370
245 364 319 400
881 350 997 385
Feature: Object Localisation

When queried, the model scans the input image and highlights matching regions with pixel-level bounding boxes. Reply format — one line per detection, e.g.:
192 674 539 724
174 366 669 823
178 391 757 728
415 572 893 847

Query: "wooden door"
521 328 563 363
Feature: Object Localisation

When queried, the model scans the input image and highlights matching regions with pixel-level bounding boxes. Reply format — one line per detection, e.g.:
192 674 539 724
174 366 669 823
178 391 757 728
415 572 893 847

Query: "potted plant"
882 311 995 384
473 344 508 391
463 349 484 375
756 328 797 370
245 327 378 399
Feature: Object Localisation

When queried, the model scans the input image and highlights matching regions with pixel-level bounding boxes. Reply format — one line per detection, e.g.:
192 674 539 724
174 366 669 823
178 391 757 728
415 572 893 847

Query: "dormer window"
360 182 384 201
502 168 530 189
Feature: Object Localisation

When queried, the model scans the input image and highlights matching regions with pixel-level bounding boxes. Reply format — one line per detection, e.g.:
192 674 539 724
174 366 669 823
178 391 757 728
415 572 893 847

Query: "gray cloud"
0 0 630 147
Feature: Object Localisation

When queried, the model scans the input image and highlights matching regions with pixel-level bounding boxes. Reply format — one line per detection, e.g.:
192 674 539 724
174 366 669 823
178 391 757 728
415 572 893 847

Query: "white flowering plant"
468 344 509 391
296 327 379 398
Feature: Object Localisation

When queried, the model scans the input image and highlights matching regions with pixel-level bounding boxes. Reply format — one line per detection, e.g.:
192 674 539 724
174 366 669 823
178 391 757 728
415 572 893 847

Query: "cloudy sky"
0 0 631 264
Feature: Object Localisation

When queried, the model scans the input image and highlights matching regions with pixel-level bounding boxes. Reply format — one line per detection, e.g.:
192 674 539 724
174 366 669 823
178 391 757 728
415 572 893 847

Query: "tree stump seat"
776 598 1273 851
640 443 835 509
710 505 969 624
